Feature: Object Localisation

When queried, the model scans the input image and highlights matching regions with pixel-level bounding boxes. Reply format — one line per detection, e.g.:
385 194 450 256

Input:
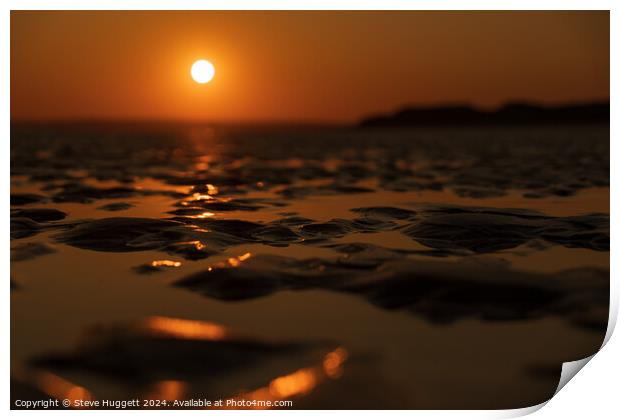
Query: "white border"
3 2 617 419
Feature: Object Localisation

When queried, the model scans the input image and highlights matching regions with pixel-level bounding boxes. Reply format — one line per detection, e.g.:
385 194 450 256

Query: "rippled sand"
10 123 609 409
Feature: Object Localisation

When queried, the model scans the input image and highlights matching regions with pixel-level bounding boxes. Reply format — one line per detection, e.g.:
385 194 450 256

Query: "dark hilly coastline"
358 102 610 127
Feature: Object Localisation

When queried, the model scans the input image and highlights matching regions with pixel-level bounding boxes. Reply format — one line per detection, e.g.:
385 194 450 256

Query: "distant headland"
358 102 610 127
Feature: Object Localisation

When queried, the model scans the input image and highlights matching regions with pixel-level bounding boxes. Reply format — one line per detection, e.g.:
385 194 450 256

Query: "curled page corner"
501 401 548 418
553 355 595 396
548 306 615 402
547 286 619 399
501 354 598 418
602 292 618 348
508 308 616 418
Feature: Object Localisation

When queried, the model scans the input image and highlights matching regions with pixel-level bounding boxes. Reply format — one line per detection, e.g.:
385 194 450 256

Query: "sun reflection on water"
269 368 318 398
36 372 93 408
189 193 213 201
194 211 215 218
141 316 228 341
28 328 347 410
227 252 252 267
323 347 348 379
150 260 182 268
177 240 207 250
205 184 219 195
144 380 187 401
225 347 349 409
206 252 252 272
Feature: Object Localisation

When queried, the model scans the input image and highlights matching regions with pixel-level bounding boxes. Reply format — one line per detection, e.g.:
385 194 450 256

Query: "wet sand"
10 123 609 409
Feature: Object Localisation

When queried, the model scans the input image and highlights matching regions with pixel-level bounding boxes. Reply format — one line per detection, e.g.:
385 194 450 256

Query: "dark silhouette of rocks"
359 102 609 127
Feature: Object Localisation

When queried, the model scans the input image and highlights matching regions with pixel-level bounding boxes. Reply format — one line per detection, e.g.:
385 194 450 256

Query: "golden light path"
191 59 215 84
29 315 349 410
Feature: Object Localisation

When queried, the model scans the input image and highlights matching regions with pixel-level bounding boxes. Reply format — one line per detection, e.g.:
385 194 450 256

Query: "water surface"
11 123 609 409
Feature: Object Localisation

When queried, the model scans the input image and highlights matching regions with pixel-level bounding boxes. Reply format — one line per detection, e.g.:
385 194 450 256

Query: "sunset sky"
11 11 609 123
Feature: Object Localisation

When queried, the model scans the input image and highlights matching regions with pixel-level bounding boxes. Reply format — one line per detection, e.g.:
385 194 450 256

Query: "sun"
191 59 215 84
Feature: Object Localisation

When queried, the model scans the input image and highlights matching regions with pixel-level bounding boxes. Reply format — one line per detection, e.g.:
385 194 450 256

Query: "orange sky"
11 11 609 123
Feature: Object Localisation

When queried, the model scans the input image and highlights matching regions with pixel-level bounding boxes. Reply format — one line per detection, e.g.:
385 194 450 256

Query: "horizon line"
10 99 610 127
